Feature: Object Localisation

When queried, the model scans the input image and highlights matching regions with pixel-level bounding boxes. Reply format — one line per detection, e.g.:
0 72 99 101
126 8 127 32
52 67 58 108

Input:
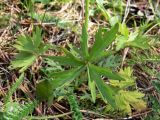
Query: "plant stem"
85 0 90 30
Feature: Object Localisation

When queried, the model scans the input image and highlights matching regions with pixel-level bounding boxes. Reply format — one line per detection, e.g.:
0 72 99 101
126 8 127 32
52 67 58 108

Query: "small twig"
25 112 72 119
80 109 107 118
122 0 131 24
53 103 71 119
121 0 131 68
121 47 129 68
140 86 154 92
144 23 159 35
121 109 152 120
25 109 109 119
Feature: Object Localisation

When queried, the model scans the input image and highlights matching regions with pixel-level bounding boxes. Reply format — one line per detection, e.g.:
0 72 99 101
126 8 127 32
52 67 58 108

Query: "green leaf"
109 16 120 26
36 66 85 101
152 80 160 93
90 23 119 60
33 27 42 48
46 55 84 66
116 31 150 51
90 64 124 81
67 43 82 58
89 65 116 107
87 67 96 103
119 23 129 37
36 80 54 101
67 94 83 120
61 47 83 64
3 101 36 120
115 35 128 51
126 35 150 49
90 50 114 62
80 25 89 59
5 73 24 104
49 66 85 78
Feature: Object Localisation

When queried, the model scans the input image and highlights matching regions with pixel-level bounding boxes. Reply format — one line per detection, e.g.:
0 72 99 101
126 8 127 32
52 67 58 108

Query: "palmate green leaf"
89 64 124 81
36 66 85 101
14 27 43 53
11 52 37 72
14 35 35 53
89 23 119 60
12 27 50 72
87 67 96 103
152 80 160 93
89 65 116 107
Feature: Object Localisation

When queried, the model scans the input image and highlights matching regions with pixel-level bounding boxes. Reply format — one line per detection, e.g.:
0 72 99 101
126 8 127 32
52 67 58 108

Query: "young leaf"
114 90 146 115
110 67 135 89
107 67 146 115
90 23 119 60
89 66 116 107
